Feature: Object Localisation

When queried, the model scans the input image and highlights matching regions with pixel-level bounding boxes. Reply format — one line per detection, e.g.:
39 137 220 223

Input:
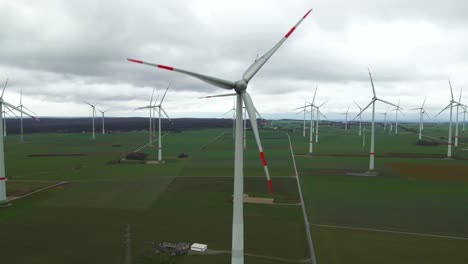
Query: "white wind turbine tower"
452 89 466 147
354 102 363 136
1 79 38 204
97 108 111 135
314 100 328 143
342 106 350 130
128 9 314 264
462 106 467 132
389 100 403 135
299 101 308 137
294 86 318 154
83 101 97 140
223 99 236 139
435 80 458 158
353 70 397 171
153 85 171 162
135 87 157 146
381 111 388 131
410 98 430 140
17 89 38 143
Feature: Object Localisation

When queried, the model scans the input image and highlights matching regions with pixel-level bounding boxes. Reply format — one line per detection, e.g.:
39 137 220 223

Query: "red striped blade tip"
157 64 174 71
127 58 143 64
268 179 274 194
303 9 313 19
285 27 296 38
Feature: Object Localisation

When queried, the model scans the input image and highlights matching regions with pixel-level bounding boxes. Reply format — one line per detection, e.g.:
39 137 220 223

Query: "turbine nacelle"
235 80 248 93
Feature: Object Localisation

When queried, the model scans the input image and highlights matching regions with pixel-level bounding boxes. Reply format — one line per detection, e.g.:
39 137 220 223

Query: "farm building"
190 243 207 252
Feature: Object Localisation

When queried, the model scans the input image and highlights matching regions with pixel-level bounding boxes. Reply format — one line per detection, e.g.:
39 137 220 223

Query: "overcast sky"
1 0 467 121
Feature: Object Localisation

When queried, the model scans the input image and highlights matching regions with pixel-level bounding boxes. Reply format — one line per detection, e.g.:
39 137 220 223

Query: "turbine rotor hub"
235 80 248 93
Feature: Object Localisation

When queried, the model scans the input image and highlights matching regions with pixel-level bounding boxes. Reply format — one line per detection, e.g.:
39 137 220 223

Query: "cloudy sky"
1 0 467 121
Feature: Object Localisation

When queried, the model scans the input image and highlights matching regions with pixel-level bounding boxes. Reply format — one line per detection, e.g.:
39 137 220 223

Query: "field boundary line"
7 181 70 202
312 223 468 241
199 131 225 150
287 134 317 264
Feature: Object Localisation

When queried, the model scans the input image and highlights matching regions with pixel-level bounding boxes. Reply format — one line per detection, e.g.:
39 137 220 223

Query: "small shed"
190 243 207 252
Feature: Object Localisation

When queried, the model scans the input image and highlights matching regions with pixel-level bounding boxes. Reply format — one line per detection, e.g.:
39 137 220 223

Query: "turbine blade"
377 98 398 108
352 100 374 121
1 78 8 98
318 100 328 108
160 107 171 121
312 86 318 105
150 87 157 105
293 104 313 111
22 105 37 115
135 105 152 110
241 9 313 82
159 83 171 105
368 69 376 98
127 58 236 90
223 108 234 116
449 79 454 100
3 101 39 121
153 95 160 106
354 101 362 110
82 100 94 107
241 92 273 193
199 93 237 99
435 103 453 117
319 110 328 121
424 111 431 119
422 97 426 108
4 104 19 118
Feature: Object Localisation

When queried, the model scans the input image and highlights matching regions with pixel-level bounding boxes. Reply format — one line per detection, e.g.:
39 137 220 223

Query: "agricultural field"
1 122 468 264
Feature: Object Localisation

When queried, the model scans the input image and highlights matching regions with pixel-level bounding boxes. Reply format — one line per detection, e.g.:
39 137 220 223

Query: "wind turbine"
223 99 236 139
97 108 111 135
435 80 457 158
353 69 398 171
354 101 363 136
294 87 318 153
0 79 38 204
342 106 350 130
128 9 313 264
135 87 157 146
314 100 328 143
153 85 171 162
410 98 430 140
453 89 467 147
83 101 97 140
389 100 403 135
298 101 307 137
381 111 388 131
17 89 37 143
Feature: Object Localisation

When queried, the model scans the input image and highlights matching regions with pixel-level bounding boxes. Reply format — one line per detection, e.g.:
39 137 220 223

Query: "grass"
0 123 468 263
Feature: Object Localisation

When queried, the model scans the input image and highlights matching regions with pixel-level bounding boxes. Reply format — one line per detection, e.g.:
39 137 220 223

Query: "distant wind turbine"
354 102 363 136
314 100 328 143
389 100 403 135
83 101 97 140
97 108 111 135
17 89 37 143
410 98 430 140
353 69 398 171
435 80 458 158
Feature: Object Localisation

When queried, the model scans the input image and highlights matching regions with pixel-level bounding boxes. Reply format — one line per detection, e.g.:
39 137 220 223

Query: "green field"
1 122 468 263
